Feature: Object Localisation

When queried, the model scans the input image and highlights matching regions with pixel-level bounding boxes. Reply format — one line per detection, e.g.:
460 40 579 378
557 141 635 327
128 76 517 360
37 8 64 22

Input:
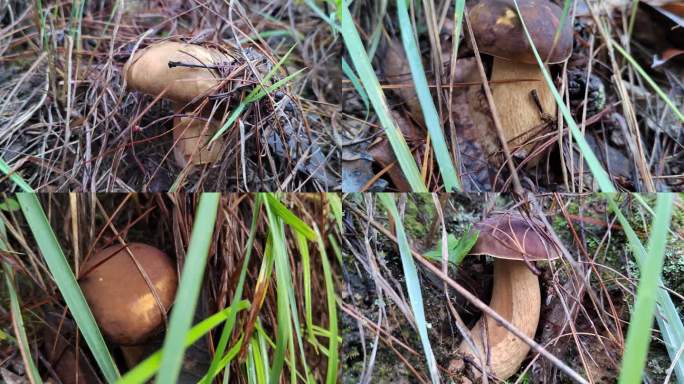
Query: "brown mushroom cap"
78 243 177 345
123 41 234 102
470 0 573 64
469 212 560 261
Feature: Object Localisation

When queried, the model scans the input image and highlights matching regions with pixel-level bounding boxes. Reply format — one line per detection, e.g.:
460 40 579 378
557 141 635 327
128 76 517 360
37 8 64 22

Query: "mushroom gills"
458 258 541 380
490 57 556 156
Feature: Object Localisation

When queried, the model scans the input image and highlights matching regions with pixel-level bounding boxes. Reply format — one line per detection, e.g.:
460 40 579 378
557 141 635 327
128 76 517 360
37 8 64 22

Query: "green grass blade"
118 301 250 384
512 0 616 192
342 58 369 114
607 195 684 383
16 193 120 383
199 195 263 383
328 193 343 233
618 193 674 383
0 158 34 192
155 193 221 384
265 194 317 240
1 223 42 384
339 3 427 191
210 46 300 143
318 231 339 384
396 0 461 191
263 199 291 384
296 232 315 345
378 194 440 384
423 227 478 266
611 41 684 123
451 0 466 59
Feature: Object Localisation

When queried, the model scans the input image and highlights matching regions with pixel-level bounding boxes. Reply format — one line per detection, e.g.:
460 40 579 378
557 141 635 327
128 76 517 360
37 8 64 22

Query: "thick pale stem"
172 116 223 168
490 57 556 158
458 259 541 380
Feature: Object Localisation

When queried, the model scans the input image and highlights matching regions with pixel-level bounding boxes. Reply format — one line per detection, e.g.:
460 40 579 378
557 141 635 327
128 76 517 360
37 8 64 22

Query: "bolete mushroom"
469 0 573 158
123 41 235 103
78 243 177 345
173 115 221 167
123 41 233 167
458 212 559 380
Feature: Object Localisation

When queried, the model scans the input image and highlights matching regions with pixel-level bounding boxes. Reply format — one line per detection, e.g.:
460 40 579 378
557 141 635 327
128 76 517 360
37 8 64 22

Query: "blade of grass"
199 195 263 383
263 198 292 384
1 223 42 384
319 231 339 384
328 193 343 234
16 193 120 383
339 3 428 191
512 0 616 192
423 227 478 266
265 194 317 240
296 232 315 346
246 336 267 384
378 194 440 384
155 193 221 383
618 193 674 383
342 58 369 114
611 41 684 123
396 0 461 191
272 199 315 383
209 46 301 143
607 195 684 383
451 0 466 61
118 301 250 384
0 158 34 192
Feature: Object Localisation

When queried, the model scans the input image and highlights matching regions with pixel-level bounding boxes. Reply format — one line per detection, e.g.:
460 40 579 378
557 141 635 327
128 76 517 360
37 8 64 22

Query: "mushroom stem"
458 258 540 380
490 57 556 158
172 115 222 168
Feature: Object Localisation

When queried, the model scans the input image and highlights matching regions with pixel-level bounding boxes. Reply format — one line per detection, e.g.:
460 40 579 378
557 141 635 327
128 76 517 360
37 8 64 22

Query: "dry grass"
340 0 684 192
0 0 341 191
0 192 339 382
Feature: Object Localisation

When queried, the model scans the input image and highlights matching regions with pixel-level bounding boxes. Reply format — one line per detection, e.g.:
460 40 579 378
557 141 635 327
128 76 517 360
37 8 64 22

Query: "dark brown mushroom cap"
78 243 177 345
470 0 574 64
469 212 560 261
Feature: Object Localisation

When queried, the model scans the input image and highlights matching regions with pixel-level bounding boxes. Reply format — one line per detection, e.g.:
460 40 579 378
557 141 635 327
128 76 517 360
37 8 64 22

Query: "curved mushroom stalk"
468 0 573 163
458 258 541 380
172 116 223 168
489 57 556 155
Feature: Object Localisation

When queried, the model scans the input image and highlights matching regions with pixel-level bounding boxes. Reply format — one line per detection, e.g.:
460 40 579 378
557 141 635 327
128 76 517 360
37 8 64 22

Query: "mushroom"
123 41 235 103
172 115 222 167
78 243 177 345
123 41 233 167
458 212 559 380
469 0 573 158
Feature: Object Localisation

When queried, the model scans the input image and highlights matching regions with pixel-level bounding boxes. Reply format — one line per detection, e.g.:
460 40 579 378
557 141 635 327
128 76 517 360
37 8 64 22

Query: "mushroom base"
457 258 541 380
172 115 223 168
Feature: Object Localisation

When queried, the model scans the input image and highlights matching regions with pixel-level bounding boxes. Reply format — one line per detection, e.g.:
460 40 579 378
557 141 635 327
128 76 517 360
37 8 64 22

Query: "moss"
402 194 436 244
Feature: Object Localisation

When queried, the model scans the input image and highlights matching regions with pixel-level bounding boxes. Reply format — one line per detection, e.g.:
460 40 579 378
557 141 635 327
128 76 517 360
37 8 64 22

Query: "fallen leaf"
652 48 684 67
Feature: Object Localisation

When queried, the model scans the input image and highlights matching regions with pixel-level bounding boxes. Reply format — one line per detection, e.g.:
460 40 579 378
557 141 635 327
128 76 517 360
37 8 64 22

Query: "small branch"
167 61 219 70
